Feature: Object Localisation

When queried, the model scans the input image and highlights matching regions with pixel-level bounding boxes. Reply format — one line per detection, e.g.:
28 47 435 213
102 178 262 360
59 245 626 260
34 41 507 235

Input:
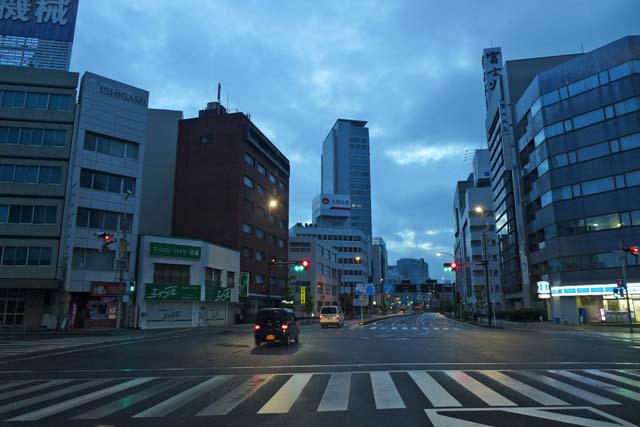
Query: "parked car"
320 306 344 328
254 308 299 346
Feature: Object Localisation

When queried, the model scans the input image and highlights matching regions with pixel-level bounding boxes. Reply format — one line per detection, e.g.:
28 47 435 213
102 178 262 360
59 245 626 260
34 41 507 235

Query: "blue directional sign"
355 284 365 296
384 285 393 294
365 284 375 295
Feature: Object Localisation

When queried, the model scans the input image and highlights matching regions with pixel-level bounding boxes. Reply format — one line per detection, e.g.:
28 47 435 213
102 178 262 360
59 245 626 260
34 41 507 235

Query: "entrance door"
0 289 26 326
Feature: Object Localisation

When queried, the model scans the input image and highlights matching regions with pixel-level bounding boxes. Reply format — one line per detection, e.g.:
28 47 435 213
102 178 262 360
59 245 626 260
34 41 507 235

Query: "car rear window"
321 307 338 314
256 310 285 323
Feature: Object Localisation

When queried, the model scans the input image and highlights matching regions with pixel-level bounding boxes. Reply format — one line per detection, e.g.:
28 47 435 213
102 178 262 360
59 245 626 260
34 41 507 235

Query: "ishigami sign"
0 0 79 42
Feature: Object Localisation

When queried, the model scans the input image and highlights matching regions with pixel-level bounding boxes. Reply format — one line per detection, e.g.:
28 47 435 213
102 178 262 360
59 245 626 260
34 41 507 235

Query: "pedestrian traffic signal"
443 262 457 272
293 259 311 272
126 281 136 293
624 246 639 256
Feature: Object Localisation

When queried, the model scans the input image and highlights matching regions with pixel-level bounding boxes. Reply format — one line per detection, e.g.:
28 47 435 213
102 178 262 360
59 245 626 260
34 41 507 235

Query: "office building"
0 0 79 70
371 236 388 306
172 102 290 320
513 36 640 324
59 72 148 328
395 258 430 284
482 45 579 309
321 119 372 239
288 235 340 315
0 65 77 329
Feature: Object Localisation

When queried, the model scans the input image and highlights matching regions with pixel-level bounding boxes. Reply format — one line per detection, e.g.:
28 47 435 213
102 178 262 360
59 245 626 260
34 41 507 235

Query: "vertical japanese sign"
300 286 306 304
482 47 503 109
0 0 79 42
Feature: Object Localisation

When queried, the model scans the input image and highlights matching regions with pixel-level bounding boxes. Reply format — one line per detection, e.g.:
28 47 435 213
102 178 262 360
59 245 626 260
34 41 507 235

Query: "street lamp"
475 205 493 326
266 198 278 307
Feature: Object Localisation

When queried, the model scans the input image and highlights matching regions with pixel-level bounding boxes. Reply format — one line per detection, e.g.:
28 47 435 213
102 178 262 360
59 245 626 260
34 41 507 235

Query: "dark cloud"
71 0 640 273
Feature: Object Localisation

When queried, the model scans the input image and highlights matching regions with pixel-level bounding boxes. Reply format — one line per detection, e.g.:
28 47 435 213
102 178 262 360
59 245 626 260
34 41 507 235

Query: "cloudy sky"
71 0 639 276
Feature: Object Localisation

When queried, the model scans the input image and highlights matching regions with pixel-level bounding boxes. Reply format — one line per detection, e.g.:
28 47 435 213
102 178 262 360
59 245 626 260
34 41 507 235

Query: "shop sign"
300 286 306 304
239 272 249 297
91 282 120 296
145 284 200 301
537 281 550 295
150 242 201 259
205 287 232 302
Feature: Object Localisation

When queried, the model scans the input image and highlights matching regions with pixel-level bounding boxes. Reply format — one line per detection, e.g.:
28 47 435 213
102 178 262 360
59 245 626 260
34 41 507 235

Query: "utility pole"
116 214 128 329
621 255 633 334
479 209 492 325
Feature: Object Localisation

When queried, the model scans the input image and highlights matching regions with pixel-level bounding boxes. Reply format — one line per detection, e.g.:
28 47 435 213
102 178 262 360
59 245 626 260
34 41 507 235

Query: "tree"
304 291 314 316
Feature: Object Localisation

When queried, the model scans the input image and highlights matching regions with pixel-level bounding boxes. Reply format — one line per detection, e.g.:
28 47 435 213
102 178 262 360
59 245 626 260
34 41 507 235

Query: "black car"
254 308 299 346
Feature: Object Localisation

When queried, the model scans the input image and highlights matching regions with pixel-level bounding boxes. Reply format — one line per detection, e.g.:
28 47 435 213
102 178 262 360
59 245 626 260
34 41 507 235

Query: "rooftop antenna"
217 83 221 115
580 42 584 54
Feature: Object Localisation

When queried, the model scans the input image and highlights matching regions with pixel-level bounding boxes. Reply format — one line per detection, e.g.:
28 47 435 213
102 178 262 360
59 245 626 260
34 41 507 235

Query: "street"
0 313 639 426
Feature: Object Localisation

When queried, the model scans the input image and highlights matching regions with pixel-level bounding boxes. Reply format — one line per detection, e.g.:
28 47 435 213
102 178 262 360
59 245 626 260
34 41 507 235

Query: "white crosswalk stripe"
0 336 150 358
0 369 638 421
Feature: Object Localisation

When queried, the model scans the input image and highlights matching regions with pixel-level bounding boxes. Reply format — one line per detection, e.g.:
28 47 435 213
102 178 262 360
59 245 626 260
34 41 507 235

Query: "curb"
466 321 504 329
358 314 407 326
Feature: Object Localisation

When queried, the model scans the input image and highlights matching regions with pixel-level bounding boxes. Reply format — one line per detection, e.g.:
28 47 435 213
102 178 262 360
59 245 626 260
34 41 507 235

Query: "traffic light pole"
621 254 634 334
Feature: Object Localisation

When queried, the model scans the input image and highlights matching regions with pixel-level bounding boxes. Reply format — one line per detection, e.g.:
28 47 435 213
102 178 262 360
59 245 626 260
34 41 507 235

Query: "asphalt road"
0 312 639 426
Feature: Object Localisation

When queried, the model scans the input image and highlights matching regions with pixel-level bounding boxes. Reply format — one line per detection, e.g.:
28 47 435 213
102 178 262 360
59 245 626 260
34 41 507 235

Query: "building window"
242 198 254 211
226 271 235 288
277 238 285 248
0 126 66 146
255 274 264 284
278 180 285 190
0 164 61 184
1 205 56 224
257 164 266 175
79 169 135 195
256 250 265 261
257 184 265 194
255 228 265 239
279 219 287 230
205 267 213 286
84 131 139 160
241 247 253 258
0 90 71 111
242 222 252 234
269 173 276 184
244 153 255 166
1 246 51 266
72 247 114 270
76 207 131 231
256 207 266 218
243 175 254 188
153 263 190 285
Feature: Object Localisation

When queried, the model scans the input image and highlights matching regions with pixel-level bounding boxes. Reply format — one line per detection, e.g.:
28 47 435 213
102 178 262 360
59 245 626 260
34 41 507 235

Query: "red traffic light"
98 232 115 244
451 262 457 270
301 259 311 269
626 246 639 256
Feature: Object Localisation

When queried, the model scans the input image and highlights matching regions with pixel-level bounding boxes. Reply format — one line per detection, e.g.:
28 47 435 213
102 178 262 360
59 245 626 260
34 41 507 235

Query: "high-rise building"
0 65 78 329
453 150 502 315
321 119 372 239
172 102 290 320
371 236 388 307
395 258 430 284
0 0 79 70
59 72 148 328
513 36 640 324
482 46 579 310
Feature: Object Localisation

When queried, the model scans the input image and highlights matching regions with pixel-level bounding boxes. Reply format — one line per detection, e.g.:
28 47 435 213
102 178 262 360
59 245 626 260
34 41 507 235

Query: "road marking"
75 377 189 419
617 369 640 378
0 379 73 400
133 376 232 417
552 370 640 401
370 372 405 409
318 372 351 412
412 327 418 330
402 327 408 330
518 371 619 405
445 371 515 407
433 327 440 330
391 327 397 330
443 327 449 331
380 327 387 330
407 370 461 408
0 380 37 392
585 369 640 387
198 374 272 416
0 379 112 415
258 374 312 414
479 371 568 405
370 327 377 330
422 327 429 330
8 377 154 421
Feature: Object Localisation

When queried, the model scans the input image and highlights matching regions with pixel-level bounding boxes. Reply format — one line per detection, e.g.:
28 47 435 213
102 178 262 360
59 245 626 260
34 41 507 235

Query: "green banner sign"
145 284 201 300
239 272 249 298
205 286 232 302
150 242 201 259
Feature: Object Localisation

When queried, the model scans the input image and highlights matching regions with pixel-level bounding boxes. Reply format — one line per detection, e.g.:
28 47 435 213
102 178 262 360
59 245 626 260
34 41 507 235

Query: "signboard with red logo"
90 282 120 296
313 193 351 218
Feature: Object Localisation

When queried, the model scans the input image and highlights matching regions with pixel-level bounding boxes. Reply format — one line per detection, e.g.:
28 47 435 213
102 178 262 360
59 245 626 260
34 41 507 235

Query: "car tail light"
281 324 289 330
336 314 340 319
319 315 323 319
254 324 260 331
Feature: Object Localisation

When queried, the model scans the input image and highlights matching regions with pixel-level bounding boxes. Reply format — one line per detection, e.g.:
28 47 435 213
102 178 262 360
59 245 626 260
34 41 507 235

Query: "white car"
320 306 344 328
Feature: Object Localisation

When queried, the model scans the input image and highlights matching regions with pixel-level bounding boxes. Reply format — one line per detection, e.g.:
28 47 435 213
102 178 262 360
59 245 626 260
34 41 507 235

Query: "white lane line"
412 327 418 330
198 374 272 416
402 327 408 330
0 379 73 400
480 371 567 405
445 371 515 406
380 327 387 330
433 327 440 330
318 372 351 412
552 370 640 401
75 378 189 419
585 369 640 387
617 369 640 379
0 379 112 415
391 327 397 330
408 371 461 408
370 372 405 409
0 380 37 392
442 327 449 331
258 374 312 414
8 377 154 421
422 327 428 330
370 327 378 330
518 371 619 405
453 327 460 331
133 376 232 417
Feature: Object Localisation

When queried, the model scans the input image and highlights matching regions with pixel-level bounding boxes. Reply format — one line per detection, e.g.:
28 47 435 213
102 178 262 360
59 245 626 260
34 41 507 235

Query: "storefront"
550 283 639 324
142 283 200 329
86 282 120 327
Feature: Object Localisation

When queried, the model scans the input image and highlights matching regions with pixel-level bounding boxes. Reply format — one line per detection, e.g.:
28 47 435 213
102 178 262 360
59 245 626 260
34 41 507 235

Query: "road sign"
300 286 306 304
365 284 375 295
355 284 365 296
383 285 393 294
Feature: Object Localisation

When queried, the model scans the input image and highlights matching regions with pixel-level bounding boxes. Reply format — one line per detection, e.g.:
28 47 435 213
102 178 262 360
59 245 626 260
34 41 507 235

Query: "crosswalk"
0 369 638 421
0 336 146 358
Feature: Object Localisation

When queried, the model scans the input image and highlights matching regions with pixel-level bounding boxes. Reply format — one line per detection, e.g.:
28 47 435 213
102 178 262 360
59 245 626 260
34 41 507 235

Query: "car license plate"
266 334 275 341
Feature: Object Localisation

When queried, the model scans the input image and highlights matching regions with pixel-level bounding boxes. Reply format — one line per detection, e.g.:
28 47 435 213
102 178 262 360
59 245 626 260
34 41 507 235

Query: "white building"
137 235 240 329
59 72 148 328
371 237 388 306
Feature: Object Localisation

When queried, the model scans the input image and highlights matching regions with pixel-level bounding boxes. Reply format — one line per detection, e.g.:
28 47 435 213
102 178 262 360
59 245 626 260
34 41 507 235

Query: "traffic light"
97 232 116 251
126 281 136 293
443 262 457 272
624 246 639 256
293 259 311 272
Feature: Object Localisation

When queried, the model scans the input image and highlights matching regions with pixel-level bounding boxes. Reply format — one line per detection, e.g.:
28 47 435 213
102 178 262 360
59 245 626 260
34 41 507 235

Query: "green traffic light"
293 265 304 272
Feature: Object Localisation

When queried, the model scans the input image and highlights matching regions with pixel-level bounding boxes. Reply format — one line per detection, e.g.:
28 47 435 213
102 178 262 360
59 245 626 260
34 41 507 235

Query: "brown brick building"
172 102 290 317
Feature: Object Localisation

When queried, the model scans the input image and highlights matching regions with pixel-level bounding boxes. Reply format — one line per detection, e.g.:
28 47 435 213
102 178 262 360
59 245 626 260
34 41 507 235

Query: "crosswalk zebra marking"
370 372 405 409
402 327 408 330
0 379 73 401
445 371 516 407
407 370 461 408
318 372 351 412
258 374 312 414
198 374 272 416
518 371 620 405
433 327 440 330
8 377 154 421
617 369 640 379
391 327 397 330
133 376 232 418
551 370 640 402
0 380 37 392
370 327 377 330
584 369 640 387
480 371 568 406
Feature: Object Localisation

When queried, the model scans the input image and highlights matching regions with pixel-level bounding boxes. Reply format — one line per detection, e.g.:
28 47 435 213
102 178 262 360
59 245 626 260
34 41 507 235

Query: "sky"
70 0 639 277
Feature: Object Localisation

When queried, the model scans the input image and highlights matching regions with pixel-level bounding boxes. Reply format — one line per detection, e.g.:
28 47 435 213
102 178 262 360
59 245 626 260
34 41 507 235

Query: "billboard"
0 0 79 42
312 193 351 218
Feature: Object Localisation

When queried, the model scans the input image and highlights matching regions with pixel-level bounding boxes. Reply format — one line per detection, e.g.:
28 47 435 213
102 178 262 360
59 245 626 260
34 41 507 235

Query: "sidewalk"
466 317 638 334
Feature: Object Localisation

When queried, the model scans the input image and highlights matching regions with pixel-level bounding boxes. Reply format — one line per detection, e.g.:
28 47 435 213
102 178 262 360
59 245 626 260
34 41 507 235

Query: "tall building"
513 36 640 324
0 65 78 329
395 258 430 284
482 46 579 309
371 236 388 306
172 102 290 320
0 0 79 70
321 119 372 239
452 150 502 314
59 72 148 328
